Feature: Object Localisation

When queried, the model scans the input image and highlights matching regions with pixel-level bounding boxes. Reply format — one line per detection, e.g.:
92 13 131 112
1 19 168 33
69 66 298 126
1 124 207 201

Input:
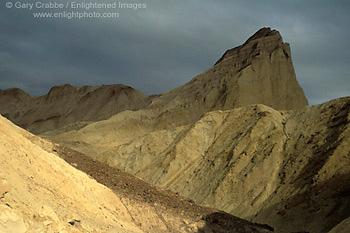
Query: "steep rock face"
0 84 150 134
0 115 273 233
97 97 350 233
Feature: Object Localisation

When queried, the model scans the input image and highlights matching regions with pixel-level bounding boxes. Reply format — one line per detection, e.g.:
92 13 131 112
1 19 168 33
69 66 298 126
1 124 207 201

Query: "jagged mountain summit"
213 27 308 110
142 27 308 129
215 27 285 65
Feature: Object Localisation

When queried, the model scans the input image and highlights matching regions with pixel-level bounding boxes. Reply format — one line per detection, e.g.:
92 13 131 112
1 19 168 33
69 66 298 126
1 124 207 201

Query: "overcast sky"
1 0 349 105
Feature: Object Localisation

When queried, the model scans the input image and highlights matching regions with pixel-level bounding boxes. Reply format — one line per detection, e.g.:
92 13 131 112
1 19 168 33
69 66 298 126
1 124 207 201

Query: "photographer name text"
6 1 146 10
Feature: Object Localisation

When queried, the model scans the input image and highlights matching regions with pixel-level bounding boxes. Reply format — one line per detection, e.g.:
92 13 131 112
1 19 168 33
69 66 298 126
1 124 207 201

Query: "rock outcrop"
212 27 308 110
145 27 308 130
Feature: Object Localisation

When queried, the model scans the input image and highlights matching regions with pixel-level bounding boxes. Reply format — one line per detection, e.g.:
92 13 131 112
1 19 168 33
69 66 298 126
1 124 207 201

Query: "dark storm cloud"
0 0 349 104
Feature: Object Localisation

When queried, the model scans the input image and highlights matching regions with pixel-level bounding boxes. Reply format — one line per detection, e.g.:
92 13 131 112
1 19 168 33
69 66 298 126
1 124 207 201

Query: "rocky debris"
53 143 274 233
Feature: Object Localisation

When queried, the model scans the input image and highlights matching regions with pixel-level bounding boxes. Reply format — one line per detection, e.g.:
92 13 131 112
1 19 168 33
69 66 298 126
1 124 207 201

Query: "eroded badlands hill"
88 96 350 232
44 97 350 233
0 115 273 233
1 28 346 233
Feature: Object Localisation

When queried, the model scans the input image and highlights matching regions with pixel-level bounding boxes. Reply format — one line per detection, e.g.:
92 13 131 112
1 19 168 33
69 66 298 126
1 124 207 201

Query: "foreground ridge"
0 115 273 232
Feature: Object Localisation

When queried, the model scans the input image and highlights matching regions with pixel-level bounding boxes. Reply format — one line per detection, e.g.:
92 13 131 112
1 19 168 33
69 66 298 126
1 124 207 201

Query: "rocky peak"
215 27 284 65
243 27 281 44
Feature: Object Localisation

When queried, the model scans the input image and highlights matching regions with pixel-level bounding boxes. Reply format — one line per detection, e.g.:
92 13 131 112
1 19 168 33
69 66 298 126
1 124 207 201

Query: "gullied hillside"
39 95 350 233
0 115 273 233
40 101 350 231
95 97 350 233
0 84 150 134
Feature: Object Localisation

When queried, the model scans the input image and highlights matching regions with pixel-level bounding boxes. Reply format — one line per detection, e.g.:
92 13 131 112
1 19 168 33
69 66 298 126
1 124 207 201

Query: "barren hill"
46 95 349 232
99 97 350 233
0 84 150 134
0 115 273 233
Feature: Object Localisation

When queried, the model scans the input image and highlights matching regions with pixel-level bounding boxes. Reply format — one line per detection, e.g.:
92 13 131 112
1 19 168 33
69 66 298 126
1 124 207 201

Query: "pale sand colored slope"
42 109 159 159
0 115 140 233
0 115 273 233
